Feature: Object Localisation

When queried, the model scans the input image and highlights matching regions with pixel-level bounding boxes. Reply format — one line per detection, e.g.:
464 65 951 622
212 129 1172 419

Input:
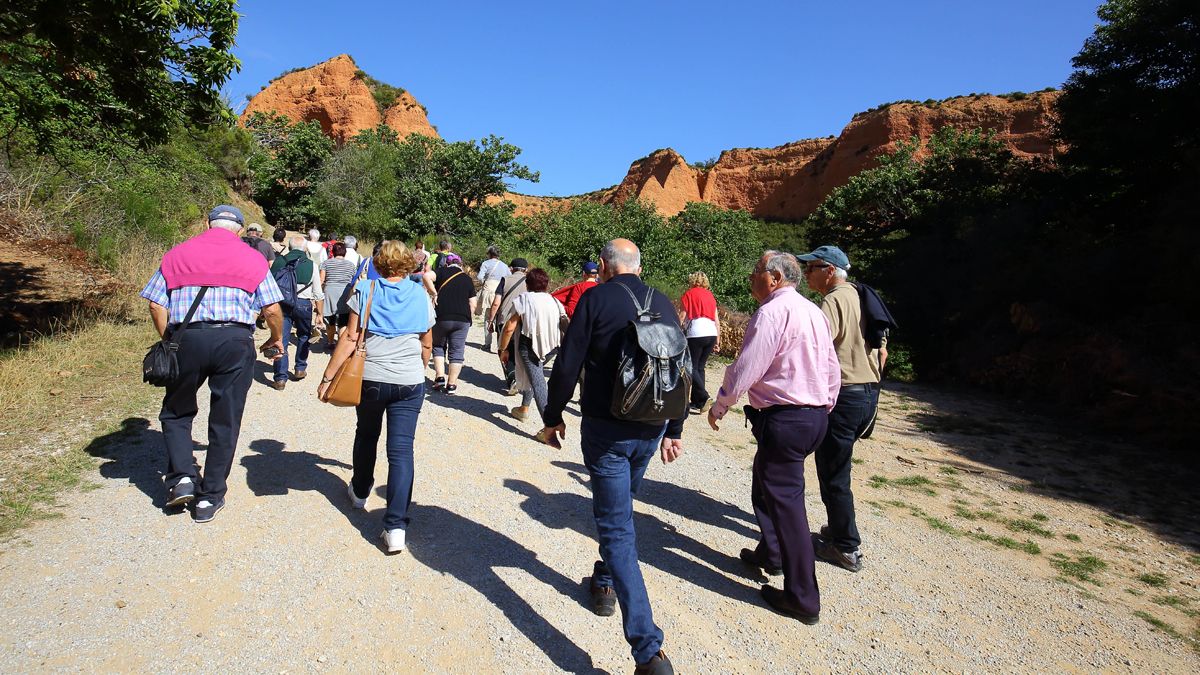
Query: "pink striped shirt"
711 286 841 419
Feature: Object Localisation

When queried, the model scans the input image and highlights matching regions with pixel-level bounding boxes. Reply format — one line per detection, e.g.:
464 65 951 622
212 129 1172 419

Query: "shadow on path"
505 478 762 605
84 417 170 508
406 504 600 673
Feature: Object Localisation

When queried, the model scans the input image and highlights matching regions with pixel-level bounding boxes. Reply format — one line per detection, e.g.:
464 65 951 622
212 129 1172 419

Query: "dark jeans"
502 335 518 391
748 405 828 616
581 416 666 665
814 384 876 552
351 380 425 530
159 324 255 503
517 336 549 416
431 319 469 363
274 299 312 381
687 336 717 405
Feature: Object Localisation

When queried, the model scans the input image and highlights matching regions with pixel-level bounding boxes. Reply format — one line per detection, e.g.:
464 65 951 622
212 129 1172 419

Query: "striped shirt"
140 269 284 326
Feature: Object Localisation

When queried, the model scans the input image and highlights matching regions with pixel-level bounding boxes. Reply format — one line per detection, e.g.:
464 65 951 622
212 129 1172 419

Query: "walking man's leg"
194 327 255 520
159 330 207 501
815 387 872 560
292 299 312 377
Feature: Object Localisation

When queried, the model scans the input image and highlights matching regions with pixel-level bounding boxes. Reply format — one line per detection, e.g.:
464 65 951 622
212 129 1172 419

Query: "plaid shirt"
140 269 284 326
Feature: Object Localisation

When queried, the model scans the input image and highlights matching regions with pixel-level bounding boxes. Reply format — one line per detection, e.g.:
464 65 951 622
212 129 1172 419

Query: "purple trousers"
747 404 828 616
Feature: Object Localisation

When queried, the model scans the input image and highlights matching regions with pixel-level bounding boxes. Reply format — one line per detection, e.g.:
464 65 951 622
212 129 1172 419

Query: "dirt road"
0 323 1196 672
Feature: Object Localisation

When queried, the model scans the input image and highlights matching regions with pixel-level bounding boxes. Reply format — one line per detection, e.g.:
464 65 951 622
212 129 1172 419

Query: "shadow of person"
452 363 506 393
240 438 373 539
84 417 170 508
504 478 761 605
424 381 528 436
550 460 758 540
252 358 275 386
405 504 600 673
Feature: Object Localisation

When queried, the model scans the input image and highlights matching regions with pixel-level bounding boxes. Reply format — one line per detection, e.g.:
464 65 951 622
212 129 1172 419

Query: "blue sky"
225 1 1103 197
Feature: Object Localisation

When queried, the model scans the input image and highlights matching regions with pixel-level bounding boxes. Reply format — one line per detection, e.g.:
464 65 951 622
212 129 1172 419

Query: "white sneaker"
381 529 405 554
347 482 368 510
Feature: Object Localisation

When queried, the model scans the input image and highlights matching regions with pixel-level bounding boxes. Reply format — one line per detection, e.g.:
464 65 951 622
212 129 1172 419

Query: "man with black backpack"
268 235 322 390
707 250 840 624
540 239 685 675
799 245 892 574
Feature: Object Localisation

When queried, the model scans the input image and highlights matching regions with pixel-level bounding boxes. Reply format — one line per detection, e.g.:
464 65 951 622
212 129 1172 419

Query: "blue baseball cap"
207 204 244 225
797 245 850 270
582 261 599 274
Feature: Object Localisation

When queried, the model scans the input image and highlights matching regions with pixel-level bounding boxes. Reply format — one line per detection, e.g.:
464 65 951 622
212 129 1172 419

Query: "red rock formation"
604 92 1061 220
240 54 438 144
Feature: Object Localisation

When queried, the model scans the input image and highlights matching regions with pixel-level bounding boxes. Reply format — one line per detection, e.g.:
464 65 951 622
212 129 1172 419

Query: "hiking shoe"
813 536 863 573
380 529 405 554
509 406 529 422
271 380 286 391
590 584 616 617
165 477 194 508
634 650 674 675
760 586 819 625
192 498 225 524
431 377 446 391
347 482 368 510
739 548 783 576
293 370 307 380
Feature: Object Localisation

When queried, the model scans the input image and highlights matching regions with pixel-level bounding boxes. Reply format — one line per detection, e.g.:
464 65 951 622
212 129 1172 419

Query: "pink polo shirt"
711 286 841 419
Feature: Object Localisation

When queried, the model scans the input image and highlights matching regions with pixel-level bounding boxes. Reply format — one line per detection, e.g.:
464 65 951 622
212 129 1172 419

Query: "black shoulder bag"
143 287 208 387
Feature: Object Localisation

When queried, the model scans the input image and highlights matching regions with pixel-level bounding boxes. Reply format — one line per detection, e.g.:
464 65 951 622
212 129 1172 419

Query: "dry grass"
0 320 161 536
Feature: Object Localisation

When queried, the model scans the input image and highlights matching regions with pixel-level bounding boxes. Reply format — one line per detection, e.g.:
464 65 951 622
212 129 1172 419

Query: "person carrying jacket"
269 235 323 390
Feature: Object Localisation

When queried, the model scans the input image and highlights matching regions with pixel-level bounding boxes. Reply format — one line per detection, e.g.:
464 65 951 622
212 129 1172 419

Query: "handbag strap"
436 269 466 291
166 287 209 345
355 281 375 355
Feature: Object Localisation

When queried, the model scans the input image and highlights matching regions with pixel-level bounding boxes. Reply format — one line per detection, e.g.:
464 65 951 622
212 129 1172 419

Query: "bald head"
600 238 641 279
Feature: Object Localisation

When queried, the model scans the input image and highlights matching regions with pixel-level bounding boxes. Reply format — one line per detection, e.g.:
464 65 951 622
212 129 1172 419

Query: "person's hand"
660 437 683 464
260 337 284 361
316 379 329 400
707 409 720 431
499 348 509 366
539 423 566 449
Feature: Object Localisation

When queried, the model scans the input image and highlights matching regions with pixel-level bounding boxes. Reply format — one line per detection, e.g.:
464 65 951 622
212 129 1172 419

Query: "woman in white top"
497 268 566 428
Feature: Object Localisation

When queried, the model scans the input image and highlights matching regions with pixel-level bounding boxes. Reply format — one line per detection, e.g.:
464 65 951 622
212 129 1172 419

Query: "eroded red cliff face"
604 92 1060 219
239 54 438 144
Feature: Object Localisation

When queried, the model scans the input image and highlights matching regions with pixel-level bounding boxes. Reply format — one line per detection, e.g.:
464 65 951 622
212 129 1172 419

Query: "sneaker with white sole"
380 529 405 554
166 477 195 507
192 498 225 524
347 482 368 510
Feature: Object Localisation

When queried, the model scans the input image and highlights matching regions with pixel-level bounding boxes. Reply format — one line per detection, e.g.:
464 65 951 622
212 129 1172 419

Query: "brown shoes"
633 650 674 675
293 370 307 380
271 381 286 391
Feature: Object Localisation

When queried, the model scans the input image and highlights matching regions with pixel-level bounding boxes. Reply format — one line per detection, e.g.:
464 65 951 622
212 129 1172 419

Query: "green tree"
246 112 334 225
311 125 404 238
0 0 241 156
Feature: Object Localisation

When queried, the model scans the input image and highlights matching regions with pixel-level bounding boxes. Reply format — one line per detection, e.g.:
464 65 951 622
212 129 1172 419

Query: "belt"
841 383 878 392
184 321 253 330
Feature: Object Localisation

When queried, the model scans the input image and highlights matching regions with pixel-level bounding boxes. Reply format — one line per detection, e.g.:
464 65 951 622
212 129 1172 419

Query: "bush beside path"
0 322 1196 671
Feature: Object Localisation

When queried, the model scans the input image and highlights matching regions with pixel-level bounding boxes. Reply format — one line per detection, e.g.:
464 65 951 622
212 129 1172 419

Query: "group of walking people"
141 204 886 675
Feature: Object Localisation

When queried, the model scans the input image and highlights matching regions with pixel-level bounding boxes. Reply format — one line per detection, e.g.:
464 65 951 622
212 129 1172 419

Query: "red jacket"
551 279 598 318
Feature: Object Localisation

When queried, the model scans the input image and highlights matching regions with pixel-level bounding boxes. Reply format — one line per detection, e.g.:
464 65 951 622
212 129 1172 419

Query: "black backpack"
273 256 310 312
855 282 898 349
610 284 692 423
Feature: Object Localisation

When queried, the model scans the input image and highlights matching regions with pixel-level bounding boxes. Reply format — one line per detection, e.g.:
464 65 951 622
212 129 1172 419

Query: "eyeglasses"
804 263 831 274
747 267 767 279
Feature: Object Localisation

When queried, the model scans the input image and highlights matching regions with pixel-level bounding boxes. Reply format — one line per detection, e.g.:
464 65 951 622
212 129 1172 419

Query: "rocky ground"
0 323 1196 673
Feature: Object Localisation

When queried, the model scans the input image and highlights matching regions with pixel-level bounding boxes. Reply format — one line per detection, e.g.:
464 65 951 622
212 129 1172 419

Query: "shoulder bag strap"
436 270 466 291
355 282 375 356
498 275 527 307
167 287 208 346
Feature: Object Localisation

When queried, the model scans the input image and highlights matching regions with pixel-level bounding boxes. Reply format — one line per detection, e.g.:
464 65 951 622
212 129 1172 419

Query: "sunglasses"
804 263 832 273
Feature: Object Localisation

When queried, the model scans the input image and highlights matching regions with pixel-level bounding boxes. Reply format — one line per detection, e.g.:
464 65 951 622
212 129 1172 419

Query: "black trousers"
748 404 828 615
687 336 717 405
814 384 876 551
159 324 255 503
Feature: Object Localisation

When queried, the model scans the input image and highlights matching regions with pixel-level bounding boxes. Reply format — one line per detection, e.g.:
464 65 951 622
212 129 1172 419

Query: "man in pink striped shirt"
707 250 840 623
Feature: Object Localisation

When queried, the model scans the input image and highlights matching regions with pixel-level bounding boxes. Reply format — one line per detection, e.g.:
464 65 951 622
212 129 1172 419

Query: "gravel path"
0 322 1195 673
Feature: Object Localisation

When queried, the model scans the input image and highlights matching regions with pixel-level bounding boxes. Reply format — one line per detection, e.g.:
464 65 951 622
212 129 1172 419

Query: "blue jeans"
581 416 665 665
351 381 425 530
274 299 312 382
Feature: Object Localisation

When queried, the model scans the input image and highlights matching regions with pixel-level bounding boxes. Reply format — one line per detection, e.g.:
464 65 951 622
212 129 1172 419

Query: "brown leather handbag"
320 282 375 407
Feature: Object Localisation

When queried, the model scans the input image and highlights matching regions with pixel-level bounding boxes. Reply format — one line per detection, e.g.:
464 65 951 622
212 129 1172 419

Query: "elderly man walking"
707 250 840 623
269 235 323 390
540 239 683 675
799 245 885 572
139 205 284 523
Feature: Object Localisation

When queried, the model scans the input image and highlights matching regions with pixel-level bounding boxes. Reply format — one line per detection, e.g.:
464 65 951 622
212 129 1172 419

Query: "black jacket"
544 273 686 439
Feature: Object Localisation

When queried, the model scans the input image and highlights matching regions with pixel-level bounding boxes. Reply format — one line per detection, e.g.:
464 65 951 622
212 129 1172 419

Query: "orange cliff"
240 54 438 144
601 91 1061 220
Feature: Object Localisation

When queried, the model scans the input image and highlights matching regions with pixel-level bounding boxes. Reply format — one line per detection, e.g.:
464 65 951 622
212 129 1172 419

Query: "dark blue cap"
207 204 244 225
582 261 599 273
797 245 850 270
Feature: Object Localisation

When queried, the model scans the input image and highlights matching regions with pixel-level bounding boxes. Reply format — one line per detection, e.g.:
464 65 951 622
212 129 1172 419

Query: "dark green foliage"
0 0 241 156
245 112 334 225
689 156 718 171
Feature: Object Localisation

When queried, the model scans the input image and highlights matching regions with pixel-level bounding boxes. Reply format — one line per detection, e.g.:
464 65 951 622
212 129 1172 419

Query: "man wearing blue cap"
140 205 285 523
798 245 885 572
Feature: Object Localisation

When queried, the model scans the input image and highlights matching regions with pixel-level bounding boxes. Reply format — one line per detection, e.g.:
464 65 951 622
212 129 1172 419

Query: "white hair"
308 228 320 241
601 240 640 271
208 219 242 233
289 234 307 250
763 250 802 285
343 235 357 249
833 267 849 281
